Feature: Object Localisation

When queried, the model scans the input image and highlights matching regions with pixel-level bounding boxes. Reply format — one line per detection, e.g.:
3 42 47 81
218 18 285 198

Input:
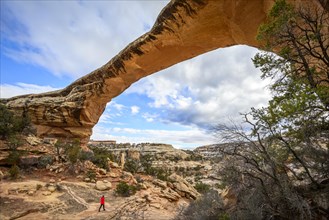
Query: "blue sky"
0 1 272 149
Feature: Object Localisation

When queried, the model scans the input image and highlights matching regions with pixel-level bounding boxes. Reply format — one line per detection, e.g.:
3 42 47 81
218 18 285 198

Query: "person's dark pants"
99 204 105 212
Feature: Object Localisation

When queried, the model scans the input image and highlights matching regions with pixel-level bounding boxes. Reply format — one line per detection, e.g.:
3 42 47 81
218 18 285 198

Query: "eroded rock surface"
1 0 324 142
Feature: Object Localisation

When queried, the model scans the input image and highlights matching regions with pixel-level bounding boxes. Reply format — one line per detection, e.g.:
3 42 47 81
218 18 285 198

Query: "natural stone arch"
1 0 326 144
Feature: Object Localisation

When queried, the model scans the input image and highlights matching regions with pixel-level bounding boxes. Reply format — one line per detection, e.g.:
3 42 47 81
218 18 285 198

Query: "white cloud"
131 106 140 115
108 102 125 112
0 83 60 98
1 1 169 79
91 125 216 149
142 112 159 122
126 45 272 128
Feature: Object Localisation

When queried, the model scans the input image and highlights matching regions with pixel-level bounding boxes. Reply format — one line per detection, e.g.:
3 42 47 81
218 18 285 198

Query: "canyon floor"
0 171 189 220
0 138 222 220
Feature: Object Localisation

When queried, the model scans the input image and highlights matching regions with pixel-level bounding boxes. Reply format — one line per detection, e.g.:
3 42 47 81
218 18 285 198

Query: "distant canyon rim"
1 0 327 144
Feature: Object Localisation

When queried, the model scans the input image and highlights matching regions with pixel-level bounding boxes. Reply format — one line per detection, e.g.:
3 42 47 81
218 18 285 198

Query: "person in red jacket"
99 195 105 212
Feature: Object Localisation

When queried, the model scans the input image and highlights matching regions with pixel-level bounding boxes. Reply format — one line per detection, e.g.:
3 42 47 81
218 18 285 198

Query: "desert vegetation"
0 103 32 179
177 1 329 219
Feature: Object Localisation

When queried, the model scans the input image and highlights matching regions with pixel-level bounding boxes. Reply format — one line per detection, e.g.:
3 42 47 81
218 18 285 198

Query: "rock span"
1 0 325 144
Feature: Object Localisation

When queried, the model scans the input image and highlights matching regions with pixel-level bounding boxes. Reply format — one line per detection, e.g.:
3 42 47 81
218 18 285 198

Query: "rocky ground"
0 169 192 220
0 136 225 220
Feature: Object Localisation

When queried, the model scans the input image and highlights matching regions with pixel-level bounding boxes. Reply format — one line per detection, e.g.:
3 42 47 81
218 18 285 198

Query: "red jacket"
100 196 105 204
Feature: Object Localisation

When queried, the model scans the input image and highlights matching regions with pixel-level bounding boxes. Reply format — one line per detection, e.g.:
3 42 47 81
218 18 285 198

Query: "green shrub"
5 134 24 166
142 165 170 181
135 175 143 183
124 159 140 174
7 150 21 166
38 155 53 168
67 145 80 163
219 213 230 220
189 154 203 161
116 182 131 197
86 170 96 180
55 139 81 164
215 182 226 190
9 165 20 179
55 183 63 192
195 171 202 177
78 150 94 161
115 181 138 197
92 155 109 170
61 139 81 164
7 135 23 150
89 146 115 170
140 154 157 175
90 146 116 161
193 165 202 171
36 184 42 190
194 182 211 194
169 156 180 162
0 104 30 139
155 167 170 181
194 176 201 182
174 189 226 220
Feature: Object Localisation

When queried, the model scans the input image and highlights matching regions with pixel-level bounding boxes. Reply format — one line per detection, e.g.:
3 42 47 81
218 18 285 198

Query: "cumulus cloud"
91 126 216 149
131 106 140 115
109 102 125 112
0 83 60 98
126 46 272 129
1 1 169 79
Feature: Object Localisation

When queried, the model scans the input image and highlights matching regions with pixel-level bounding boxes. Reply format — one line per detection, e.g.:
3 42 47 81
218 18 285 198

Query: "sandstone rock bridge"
2 0 327 144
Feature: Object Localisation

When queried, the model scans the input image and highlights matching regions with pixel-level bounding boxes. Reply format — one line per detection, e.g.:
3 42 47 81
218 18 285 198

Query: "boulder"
140 183 147 190
48 185 56 192
42 191 52 196
8 188 18 195
43 137 58 145
26 135 42 146
168 174 200 199
153 179 167 189
109 172 120 178
84 160 97 170
98 168 107 175
28 190 36 196
159 189 181 201
149 203 162 209
108 161 120 168
95 180 112 191
141 191 152 202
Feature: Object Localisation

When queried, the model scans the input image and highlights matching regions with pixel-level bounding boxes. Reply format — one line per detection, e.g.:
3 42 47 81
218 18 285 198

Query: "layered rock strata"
1 0 325 143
